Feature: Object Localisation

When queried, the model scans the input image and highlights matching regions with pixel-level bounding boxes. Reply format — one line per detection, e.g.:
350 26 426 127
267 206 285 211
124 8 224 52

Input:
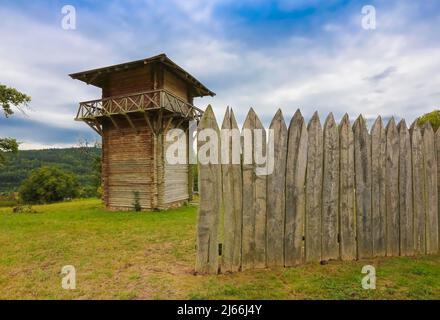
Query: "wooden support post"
142 111 155 134
196 106 221 274
305 112 323 262
423 123 439 254
108 115 121 132
221 108 243 273
371 116 386 257
285 110 307 266
385 118 399 257
123 113 138 132
398 120 414 256
322 113 340 261
339 114 356 260
411 122 426 254
266 109 287 267
353 115 373 259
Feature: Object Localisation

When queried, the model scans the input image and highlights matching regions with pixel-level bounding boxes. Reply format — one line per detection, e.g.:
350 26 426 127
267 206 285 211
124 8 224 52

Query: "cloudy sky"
1 0 439 149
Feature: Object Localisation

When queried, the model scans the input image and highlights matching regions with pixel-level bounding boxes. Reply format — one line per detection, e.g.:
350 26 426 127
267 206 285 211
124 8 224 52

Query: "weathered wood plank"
371 116 386 257
410 123 426 254
398 120 414 256
385 118 399 257
322 113 340 261
423 123 439 254
353 115 373 259
266 109 288 267
285 110 308 266
436 128 440 253
254 113 268 268
339 114 356 260
242 109 267 269
242 109 256 270
196 105 221 274
305 112 323 262
221 108 243 272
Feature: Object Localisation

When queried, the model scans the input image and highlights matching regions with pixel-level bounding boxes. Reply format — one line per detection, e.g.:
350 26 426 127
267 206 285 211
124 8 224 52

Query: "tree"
19 166 79 204
417 110 440 132
1 84 31 117
77 138 102 197
0 84 31 165
0 138 19 164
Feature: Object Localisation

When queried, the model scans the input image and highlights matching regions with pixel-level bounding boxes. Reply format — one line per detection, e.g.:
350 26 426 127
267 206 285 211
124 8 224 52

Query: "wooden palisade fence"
195 106 440 274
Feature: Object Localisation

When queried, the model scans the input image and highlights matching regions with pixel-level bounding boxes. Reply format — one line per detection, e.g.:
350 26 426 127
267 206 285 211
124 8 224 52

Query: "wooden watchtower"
70 54 215 210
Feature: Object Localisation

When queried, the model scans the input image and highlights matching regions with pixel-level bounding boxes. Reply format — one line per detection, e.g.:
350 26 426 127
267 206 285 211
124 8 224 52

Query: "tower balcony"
75 89 204 127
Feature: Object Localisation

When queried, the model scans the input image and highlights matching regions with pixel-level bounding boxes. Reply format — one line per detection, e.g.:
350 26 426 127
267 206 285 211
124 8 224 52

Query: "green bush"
417 110 440 131
19 166 79 204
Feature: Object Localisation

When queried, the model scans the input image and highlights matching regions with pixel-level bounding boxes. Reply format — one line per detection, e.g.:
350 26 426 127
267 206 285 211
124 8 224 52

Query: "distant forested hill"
0 147 101 193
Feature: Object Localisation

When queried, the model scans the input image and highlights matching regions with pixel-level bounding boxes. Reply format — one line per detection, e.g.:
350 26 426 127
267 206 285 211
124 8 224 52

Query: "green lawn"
0 199 439 300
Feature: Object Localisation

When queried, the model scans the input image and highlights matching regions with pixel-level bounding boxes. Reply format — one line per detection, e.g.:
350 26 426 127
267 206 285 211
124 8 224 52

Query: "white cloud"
1 1 440 150
0 8 115 131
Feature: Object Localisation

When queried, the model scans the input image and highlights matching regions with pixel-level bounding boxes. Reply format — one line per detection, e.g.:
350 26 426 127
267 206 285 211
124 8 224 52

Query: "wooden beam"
142 111 155 134
84 120 102 136
108 115 121 132
157 109 163 134
163 117 174 133
123 113 138 132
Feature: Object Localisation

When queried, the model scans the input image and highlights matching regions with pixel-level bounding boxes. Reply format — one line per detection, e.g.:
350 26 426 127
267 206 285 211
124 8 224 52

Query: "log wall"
102 65 155 98
102 114 190 211
196 108 440 274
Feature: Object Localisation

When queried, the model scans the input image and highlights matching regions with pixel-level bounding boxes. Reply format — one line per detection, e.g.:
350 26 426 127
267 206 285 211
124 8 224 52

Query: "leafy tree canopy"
0 84 31 165
0 138 18 164
0 84 31 117
417 109 440 132
19 166 79 204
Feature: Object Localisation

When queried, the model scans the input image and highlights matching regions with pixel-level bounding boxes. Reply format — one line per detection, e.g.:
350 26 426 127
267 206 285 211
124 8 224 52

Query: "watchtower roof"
69 53 215 98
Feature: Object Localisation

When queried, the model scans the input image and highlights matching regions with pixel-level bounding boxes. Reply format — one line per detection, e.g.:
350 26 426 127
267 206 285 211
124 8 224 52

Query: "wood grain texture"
423 123 439 254
242 108 267 269
195 108 440 273
339 114 356 260
103 117 155 210
398 120 414 256
196 105 221 274
353 115 373 259
436 128 440 253
164 68 188 101
254 113 268 268
102 65 154 98
322 113 339 261
385 118 399 257
371 116 386 256
266 109 288 267
221 108 243 272
305 112 323 262
163 121 189 206
285 110 308 266
410 123 426 254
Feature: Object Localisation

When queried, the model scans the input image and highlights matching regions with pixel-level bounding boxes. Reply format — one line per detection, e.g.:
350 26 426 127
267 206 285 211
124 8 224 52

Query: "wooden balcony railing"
75 89 204 121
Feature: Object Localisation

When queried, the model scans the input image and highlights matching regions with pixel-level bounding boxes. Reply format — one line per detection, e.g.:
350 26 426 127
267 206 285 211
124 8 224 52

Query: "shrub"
78 185 98 198
12 204 37 214
417 110 440 131
19 166 79 204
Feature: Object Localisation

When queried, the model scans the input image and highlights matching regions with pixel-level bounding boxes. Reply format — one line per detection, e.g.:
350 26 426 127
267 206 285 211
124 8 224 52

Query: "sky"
0 0 440 149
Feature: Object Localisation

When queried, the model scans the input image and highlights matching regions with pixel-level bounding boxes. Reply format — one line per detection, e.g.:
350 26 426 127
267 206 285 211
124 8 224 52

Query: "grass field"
0 199 439 300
